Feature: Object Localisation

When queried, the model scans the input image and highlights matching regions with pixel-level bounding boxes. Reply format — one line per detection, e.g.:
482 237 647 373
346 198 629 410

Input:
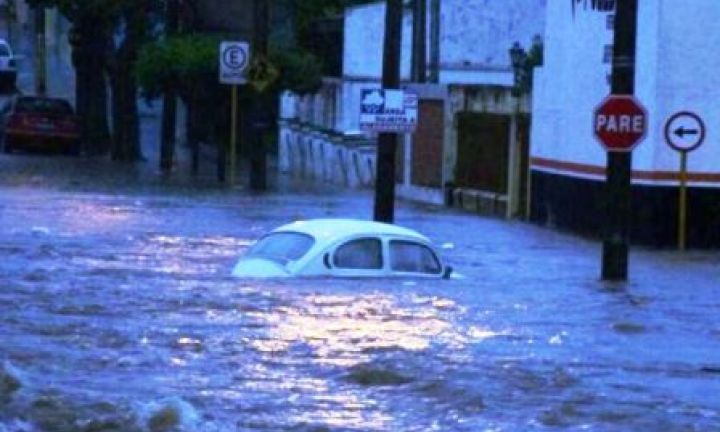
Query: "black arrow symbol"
674 126 699 138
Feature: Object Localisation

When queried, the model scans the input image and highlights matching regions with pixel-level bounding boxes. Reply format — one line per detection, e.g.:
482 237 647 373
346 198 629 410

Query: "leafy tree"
281 0 376 75
133 0 378 173
136 33 330 171
27 0 160 160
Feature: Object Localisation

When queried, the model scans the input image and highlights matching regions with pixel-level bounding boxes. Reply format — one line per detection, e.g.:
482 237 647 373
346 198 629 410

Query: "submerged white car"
232 219 452 278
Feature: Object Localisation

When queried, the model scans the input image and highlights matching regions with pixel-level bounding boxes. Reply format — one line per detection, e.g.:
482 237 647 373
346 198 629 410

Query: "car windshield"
247 231 315 264
15 98 73 115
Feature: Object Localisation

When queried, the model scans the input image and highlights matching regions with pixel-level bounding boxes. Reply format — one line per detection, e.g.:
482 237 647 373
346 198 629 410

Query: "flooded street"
0 154 719 431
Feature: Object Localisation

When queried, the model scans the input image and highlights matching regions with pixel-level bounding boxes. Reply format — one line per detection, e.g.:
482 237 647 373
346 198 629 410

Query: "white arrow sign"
664 111 706 153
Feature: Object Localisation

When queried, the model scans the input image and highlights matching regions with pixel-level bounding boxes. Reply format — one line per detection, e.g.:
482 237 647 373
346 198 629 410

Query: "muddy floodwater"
0 161 719 431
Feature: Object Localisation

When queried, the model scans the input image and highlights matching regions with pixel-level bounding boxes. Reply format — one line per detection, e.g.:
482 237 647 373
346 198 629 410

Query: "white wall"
440 0 546 73
532 0 720 186
343 2 413 80
650 0 720 183
343 0 546 85
531 0 613 173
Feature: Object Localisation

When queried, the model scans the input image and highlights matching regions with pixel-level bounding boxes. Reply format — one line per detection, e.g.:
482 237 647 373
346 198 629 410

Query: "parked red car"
0 96 81 155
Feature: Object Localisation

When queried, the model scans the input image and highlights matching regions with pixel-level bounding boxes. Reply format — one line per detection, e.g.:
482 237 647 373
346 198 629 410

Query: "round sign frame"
663 111 705 153
222 45 248 71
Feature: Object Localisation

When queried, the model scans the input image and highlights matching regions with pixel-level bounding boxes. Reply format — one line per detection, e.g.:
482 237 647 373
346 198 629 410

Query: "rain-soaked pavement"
0 149 719 432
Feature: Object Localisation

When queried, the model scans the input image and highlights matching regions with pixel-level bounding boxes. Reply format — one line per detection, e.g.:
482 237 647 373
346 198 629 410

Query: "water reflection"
250 294 449 367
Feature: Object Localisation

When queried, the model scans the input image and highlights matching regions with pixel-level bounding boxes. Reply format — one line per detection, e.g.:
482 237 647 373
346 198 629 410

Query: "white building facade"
531 0 720 246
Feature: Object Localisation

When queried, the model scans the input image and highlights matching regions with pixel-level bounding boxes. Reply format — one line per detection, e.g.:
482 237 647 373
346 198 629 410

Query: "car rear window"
247 232 315 263
15 98 73 115
389 240 442 274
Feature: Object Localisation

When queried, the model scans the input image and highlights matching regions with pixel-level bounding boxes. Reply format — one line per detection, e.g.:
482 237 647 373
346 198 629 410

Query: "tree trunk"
186 98 200 176
108 7 144 162
109 62 141 161
71 18 110 156
160 0 180 172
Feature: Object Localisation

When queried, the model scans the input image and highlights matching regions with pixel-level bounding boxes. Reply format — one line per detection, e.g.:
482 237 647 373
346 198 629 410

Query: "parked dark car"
0 96 81 155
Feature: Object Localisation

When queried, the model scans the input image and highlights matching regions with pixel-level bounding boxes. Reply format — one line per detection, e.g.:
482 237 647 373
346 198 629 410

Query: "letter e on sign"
593 95 648 152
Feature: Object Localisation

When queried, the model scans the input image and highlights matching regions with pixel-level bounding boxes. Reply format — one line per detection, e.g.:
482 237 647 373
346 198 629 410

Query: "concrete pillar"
442 88 463 188
507 111 521 218
403 134 412 187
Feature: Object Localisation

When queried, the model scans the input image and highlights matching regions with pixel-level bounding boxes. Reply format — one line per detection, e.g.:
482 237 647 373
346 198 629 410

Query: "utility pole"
250 0 269 191
411 0 427 83
160 0 179 173
373 0 403 223
428 0 440 83
602 0 638 281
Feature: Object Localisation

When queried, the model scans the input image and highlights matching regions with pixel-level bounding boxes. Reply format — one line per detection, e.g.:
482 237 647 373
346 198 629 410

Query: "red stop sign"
593 95 648 152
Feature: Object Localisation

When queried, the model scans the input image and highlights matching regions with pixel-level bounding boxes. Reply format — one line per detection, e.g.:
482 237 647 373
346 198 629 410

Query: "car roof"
273 218 431 243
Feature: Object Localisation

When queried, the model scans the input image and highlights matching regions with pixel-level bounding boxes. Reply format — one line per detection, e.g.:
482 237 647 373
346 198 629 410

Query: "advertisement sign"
360 89 418 133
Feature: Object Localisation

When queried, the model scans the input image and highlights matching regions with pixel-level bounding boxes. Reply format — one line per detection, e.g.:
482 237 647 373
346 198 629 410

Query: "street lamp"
508 41 527 97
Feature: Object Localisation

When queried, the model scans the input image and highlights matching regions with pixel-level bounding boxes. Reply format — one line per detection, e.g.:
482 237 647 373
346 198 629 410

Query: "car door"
329 236 386 277
388 239 443 277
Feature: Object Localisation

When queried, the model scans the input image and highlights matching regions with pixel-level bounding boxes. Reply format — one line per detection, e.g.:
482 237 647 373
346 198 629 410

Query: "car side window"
389 240 442 274
333 238 383 270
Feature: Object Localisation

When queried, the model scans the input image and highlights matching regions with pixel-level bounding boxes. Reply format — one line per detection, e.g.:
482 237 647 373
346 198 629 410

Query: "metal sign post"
664 111 706 250
678 151 688 250
229 85 239 186
219 41 250 186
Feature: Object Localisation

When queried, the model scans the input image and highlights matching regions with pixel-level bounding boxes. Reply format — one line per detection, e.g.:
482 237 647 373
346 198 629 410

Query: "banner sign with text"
360 89 418 133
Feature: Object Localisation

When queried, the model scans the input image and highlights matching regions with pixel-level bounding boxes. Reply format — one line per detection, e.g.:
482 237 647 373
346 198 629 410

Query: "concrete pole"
373 0 403 223
250 0 269 191
411 0 427 83
602 0 638 281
